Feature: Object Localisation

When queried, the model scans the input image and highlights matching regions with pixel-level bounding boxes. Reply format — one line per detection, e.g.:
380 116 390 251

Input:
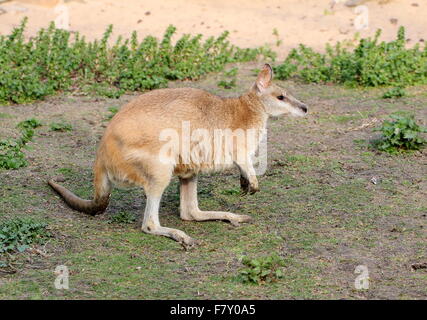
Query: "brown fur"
48 64 307 248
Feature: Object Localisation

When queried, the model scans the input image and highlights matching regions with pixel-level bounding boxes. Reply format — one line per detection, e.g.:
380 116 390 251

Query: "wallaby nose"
300 104 308 114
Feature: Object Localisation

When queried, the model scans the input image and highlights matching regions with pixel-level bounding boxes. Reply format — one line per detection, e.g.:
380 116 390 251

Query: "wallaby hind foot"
142 224 199 250
179 176 253 227
239 175 259 195
141 193 199 250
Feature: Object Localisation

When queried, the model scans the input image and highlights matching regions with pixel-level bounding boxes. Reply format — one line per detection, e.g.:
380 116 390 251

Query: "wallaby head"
252 64 308 117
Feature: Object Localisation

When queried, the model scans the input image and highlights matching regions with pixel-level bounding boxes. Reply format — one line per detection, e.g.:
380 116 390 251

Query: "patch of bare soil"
0 0 426 59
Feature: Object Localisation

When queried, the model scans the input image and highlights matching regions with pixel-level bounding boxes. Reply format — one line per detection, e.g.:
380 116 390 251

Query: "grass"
0 62 426 299
50 121 73 132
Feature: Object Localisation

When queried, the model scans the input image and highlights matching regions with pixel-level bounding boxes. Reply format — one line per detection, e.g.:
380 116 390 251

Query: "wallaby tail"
48 163 111 216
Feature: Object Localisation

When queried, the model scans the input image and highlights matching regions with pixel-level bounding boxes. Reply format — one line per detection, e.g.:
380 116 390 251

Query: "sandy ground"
0 0 426 59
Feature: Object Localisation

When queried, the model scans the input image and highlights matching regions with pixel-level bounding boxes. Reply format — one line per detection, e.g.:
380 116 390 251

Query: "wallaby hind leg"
179 176 252 226
141 173 197 250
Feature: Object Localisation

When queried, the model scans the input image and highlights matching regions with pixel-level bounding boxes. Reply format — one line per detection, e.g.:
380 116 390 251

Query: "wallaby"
48 64 308 249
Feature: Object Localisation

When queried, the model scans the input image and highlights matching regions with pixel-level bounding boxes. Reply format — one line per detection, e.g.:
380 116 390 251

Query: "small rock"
137 19 142 24
370 177 378 185
3 4 28 13
390 18 398 25
411 3 419 7
339 27 349 35
144 11 150 16
411 262 427 271
345 0 366 7
54 176 66 183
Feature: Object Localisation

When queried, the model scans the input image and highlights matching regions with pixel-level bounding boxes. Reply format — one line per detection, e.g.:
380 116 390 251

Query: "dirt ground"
0 62 426 299
1 0 427 58
0 0 426 300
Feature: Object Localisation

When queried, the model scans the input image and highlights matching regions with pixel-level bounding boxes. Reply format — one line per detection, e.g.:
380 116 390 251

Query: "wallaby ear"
255 64 273 91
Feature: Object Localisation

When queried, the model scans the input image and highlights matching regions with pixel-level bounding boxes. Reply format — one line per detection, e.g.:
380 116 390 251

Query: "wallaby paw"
241 183 259 195
230 214 252 227
240 214 253 222
240 175 259 195
249 184 259 194
240 175 250 194
180 237 199 251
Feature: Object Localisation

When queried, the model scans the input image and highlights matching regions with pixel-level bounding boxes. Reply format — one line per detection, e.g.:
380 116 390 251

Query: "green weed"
0 118 41 169
373 113 427 153
109 211 136 224
274 27 427 87
220 188 240 195
0 217 51 254
217 79 236 89
272 28 282 47
238 254 285 285
50 121 73 132
16 118 42 130
382 87 406 99
0 19 275 105
217 67 238 89
105 106 119 121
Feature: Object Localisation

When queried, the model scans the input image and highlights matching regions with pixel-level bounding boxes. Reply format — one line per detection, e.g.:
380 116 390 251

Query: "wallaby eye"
277 95 285 100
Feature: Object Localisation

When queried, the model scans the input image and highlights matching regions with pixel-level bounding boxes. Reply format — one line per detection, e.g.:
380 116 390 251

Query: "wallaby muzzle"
299 103 308 114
